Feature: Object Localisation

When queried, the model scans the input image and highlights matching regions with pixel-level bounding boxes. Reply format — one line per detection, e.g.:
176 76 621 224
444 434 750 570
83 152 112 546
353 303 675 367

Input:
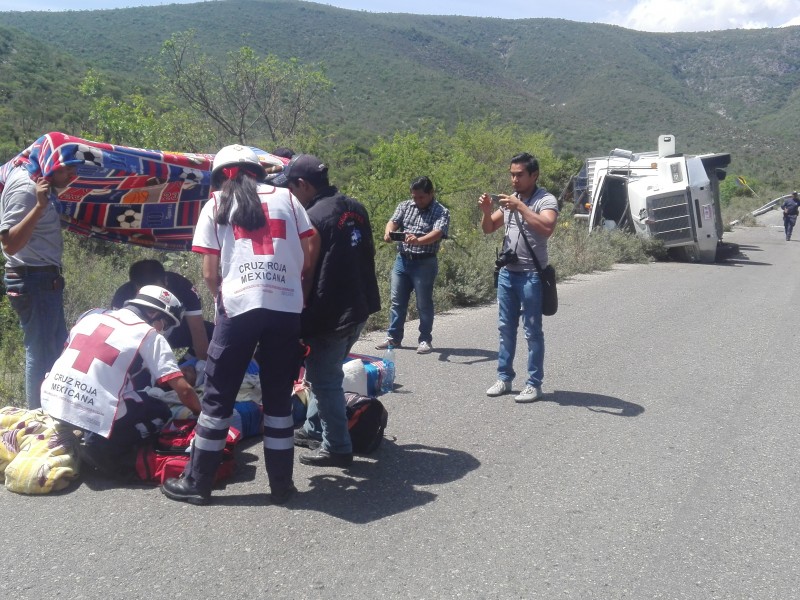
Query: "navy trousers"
84 392 172 462
185 308 302 493
784 214 797 240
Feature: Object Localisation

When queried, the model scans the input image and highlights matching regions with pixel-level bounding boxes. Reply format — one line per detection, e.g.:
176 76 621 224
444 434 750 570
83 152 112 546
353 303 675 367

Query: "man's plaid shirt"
390 199 450 256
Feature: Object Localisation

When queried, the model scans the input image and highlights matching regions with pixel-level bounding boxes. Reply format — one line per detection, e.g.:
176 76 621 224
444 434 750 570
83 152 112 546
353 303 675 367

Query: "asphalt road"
3 213 799 599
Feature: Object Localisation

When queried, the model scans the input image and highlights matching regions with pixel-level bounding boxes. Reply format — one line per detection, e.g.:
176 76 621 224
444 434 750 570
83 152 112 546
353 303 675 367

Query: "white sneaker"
514 384 543 403
416 341 432 354
486 380 511 397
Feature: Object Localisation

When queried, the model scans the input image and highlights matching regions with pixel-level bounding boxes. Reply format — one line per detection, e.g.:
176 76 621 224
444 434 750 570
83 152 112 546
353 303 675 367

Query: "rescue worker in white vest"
161 144 314 506
40 286 201 479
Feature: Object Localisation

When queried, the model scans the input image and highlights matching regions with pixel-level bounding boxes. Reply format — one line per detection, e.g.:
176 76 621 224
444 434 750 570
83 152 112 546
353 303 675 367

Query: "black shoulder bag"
514 212 558 316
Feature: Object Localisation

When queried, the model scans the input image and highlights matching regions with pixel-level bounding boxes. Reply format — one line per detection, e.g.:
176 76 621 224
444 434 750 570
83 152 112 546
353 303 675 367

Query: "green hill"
0 25 95 158
2 0 799 180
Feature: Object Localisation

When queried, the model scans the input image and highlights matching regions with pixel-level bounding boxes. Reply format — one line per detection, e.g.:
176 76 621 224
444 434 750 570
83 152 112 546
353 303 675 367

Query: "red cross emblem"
233 204 287 255
69 324 121 374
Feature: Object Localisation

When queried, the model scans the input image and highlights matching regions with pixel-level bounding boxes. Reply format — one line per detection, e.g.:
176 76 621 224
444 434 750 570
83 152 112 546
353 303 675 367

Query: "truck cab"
576 136 730 262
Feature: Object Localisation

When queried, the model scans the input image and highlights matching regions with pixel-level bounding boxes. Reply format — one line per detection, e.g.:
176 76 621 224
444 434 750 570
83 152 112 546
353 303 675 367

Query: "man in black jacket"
282 154 381 467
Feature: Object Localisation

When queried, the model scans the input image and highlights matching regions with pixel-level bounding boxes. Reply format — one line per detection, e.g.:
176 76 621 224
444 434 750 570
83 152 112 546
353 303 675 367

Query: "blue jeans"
3 271 67 409
496 268 544 388
302 322 365 454
387 254 438 344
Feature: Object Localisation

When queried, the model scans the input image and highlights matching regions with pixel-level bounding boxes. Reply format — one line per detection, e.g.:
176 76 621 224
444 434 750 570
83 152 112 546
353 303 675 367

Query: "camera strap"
504 188 538 260
512 211 545 276
501 218 522 256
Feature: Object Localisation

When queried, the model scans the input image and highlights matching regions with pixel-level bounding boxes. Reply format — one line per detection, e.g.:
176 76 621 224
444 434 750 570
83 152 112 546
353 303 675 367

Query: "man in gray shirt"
1 162 78 408
479 153 559 403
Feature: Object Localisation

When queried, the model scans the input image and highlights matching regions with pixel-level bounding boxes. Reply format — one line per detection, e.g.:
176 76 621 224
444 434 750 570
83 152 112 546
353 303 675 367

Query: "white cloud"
1 0 799 32
607 0 800 32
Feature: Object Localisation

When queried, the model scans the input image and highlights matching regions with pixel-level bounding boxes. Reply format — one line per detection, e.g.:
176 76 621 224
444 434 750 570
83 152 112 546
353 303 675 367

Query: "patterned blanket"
0 132 286 251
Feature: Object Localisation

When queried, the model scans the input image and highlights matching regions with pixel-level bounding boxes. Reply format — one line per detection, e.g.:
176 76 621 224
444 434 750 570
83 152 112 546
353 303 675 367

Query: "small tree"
154 30 331 146
78 69 212 151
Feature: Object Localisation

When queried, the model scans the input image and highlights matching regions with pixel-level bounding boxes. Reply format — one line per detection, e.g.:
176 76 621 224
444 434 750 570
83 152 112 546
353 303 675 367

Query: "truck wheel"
667 246 699 262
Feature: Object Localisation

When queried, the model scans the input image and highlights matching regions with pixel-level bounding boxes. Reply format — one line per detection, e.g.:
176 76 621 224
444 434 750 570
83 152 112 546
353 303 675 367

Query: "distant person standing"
782 191 800 241
479 153 558 403
161 144 314 506
0 156 79 409
282 154 381 468
377 176 450 355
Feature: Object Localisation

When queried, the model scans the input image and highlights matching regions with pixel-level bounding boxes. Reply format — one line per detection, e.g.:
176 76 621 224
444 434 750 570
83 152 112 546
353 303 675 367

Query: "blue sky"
1 0 799 32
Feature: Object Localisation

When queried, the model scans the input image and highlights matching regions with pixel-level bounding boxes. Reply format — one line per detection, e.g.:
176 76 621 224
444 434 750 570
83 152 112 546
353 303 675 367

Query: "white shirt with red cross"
191 184 314 317
40 307 181 438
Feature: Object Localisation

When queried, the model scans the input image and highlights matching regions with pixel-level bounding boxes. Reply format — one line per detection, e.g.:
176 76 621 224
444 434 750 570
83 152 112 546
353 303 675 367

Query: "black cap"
272 153 327 187
283 154 327 182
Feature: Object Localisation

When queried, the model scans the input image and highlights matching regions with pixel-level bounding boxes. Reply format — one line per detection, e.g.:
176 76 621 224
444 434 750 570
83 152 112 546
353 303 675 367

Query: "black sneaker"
299 449 353 468
293 427 322 450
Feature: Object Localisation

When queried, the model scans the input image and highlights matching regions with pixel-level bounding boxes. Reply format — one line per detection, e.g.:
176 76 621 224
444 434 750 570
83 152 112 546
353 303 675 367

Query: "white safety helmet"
211 144 267 188
125 285 184 329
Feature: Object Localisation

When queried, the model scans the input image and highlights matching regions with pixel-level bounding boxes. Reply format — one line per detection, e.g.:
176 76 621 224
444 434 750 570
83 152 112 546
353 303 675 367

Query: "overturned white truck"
572 135 731 262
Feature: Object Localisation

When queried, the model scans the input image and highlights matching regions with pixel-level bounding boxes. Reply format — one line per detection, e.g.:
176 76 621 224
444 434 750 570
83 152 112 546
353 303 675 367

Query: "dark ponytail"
215 169 266 230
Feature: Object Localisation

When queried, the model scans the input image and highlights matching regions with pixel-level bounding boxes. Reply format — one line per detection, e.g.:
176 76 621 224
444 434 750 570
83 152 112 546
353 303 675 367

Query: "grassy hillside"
1 0 799 181
0 25 94 157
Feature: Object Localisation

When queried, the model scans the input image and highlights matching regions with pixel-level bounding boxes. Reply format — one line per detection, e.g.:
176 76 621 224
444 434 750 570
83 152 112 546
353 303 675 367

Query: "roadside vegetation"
718 173 785 228
0 113 721 408
0 116 678 408
0 24 773 407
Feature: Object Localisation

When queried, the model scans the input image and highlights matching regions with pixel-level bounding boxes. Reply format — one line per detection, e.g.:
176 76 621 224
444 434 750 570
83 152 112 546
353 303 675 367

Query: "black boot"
161 475 211 505
270 482 298 505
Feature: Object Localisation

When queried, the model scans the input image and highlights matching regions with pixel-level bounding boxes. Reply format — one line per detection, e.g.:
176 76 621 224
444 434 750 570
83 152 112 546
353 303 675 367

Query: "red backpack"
135 419 241 485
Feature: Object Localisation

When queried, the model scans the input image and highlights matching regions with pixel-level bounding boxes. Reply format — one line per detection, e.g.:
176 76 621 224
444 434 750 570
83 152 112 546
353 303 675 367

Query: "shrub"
549 219 661 280
0 296 25 407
